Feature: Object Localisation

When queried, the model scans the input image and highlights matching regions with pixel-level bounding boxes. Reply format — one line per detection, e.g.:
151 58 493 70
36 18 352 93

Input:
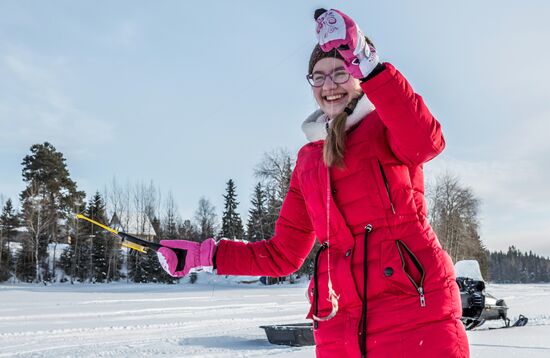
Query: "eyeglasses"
306 70 351 87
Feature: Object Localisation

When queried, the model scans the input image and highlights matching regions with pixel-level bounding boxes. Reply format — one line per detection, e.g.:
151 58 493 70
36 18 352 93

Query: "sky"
1 1 549 256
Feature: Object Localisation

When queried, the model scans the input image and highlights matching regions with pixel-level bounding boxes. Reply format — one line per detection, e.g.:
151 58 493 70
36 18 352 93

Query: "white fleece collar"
301 95 375 142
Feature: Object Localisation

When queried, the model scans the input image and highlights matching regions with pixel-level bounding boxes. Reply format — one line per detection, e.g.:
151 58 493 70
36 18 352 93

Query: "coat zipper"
395 240 426 307
359 224 372 358
377 160 396 214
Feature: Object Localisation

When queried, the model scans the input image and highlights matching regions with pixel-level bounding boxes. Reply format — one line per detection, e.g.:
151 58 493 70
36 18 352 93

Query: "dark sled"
260 323 315 346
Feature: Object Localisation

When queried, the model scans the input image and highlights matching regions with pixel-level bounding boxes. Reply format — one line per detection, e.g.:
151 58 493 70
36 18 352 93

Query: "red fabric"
216 63 469 357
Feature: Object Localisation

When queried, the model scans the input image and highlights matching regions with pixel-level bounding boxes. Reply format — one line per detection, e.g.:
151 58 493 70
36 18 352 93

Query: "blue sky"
1 1 549 256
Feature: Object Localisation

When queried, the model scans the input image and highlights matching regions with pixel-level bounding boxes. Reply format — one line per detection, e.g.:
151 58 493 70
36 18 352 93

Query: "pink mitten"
157 238 216 277
314 8 379 79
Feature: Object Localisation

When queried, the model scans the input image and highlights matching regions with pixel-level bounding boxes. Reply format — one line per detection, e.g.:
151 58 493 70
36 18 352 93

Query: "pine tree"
0 238 11 282
246 183 268 242
127 250 147 283
0 199 19 237
220 179 244 240
146 247 171 283
87 192 109 283
19 142 85 282
127 245 161 283
73 201 94 282
58 245 73 282
0 199 19 281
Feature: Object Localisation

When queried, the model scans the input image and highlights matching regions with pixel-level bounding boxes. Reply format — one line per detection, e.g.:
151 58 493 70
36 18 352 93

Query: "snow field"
0 277 314 357
0 279 549 357
466 283 550 357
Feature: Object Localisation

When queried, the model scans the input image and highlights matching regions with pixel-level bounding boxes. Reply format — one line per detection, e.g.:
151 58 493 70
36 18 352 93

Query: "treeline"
488 246 550 283
2 143 547 285
0 143 302 284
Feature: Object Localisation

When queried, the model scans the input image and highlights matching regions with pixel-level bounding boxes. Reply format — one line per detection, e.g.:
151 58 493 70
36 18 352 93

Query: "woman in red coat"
157 8 469 358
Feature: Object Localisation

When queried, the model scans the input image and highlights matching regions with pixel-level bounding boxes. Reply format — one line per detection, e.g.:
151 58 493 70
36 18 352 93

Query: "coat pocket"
380 240 427 307
396 240 426 307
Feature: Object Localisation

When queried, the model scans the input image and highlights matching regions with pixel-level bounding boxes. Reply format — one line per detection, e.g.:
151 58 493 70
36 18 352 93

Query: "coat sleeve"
215 165 316 277
360 62 445 166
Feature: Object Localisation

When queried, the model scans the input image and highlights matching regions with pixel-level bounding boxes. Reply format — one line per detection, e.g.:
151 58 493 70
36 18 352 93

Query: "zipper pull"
418 287 426 307
390 203 396 214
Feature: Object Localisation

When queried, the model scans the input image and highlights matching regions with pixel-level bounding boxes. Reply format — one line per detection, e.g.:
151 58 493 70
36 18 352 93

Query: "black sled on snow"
261 259 528 346
260 323 315 347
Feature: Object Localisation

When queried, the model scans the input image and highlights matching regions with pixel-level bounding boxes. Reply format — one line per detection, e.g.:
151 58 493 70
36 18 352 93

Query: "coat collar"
301 95 375 142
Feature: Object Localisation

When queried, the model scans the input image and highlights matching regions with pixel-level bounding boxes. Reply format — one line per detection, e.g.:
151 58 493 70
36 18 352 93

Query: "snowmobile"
455 260 528 330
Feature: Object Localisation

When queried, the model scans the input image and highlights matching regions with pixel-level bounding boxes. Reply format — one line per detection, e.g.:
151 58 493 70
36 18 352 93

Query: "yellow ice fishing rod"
76 214 162 254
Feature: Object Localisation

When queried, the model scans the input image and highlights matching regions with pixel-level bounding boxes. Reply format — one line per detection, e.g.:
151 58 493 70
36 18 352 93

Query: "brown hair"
323 94 362 168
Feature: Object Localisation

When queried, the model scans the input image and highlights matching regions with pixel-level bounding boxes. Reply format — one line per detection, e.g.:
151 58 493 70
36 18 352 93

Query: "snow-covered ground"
465 283 550 357
0 276 549 357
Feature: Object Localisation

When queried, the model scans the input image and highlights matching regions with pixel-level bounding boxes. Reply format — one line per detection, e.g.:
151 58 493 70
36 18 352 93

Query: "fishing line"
313 43 340 322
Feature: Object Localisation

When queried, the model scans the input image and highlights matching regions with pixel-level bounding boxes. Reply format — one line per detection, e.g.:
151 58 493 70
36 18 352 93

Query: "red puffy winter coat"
216 63 469 358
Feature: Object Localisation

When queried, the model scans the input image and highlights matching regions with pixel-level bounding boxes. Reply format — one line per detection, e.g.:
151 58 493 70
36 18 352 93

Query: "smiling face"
311 58 362 120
